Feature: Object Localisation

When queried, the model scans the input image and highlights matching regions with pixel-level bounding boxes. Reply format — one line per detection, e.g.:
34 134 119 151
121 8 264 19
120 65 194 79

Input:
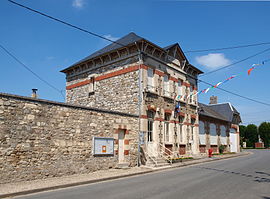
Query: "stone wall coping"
0 92 138 118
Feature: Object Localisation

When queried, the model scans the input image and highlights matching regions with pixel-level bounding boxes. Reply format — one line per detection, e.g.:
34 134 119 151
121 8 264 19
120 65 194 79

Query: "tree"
258 122 270 148
245 124 258 147
239 125 247 147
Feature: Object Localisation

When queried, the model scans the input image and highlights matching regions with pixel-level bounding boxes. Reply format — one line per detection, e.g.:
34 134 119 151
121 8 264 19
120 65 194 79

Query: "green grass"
212 152 236 155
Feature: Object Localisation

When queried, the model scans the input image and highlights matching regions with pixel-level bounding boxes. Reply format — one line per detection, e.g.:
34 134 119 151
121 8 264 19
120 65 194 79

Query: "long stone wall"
0 93 139 184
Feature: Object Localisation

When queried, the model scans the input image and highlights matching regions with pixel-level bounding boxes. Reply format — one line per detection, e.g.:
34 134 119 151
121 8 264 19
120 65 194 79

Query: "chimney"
31 88 38 99
209 96 217 104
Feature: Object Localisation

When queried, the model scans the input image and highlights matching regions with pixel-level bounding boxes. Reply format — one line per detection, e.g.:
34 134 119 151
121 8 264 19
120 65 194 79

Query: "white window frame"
199 121 206 145
189 85 193 103
147 111 154 142
177 80 182 98
147 68 154 91
220 125 227 145
210 123 217 145
179 124 183 143
163 75 170 97
164 113 170 142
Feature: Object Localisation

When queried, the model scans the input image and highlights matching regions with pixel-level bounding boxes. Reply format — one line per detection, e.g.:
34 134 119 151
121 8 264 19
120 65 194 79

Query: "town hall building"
61 32 204 165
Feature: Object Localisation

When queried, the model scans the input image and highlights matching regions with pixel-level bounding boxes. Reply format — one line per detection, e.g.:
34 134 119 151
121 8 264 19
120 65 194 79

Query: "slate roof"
198 103 229 122
207 103 234 122
61 32 203 74
62 32 143 71
163 43 178 51
206 103 242 124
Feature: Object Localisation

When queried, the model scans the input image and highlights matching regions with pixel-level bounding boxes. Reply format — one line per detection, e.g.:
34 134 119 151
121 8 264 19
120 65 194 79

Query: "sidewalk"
0 152 250 198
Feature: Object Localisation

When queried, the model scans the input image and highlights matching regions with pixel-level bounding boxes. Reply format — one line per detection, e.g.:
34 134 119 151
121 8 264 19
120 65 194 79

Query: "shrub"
219 145 226 154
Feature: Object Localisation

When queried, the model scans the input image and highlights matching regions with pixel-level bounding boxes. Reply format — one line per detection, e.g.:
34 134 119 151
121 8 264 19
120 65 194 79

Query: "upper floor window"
177 80 182 97
179 115 184 123
189 85 194 103
163 75 170 96
191 118 196 125
147 68 154 90
88 77 95 96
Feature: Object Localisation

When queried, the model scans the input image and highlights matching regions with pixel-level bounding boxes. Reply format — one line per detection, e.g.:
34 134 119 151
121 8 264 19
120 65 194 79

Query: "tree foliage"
245 124 258 147
258 122 270 148
239 125 247 147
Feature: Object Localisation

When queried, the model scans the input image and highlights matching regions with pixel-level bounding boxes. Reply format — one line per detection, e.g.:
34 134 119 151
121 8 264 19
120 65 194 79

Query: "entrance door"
230 128 237 152
118 130 125 163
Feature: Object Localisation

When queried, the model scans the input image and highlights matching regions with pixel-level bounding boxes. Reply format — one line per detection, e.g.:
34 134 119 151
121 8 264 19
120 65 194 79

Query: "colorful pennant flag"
248 67 255 75
188 58 268 97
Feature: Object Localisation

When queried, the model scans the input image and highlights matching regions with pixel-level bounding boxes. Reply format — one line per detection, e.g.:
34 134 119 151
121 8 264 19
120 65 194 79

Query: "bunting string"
175 58 269 101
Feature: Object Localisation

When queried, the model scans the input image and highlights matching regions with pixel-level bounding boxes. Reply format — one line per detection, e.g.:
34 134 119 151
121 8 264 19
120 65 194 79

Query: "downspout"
135 42 143 166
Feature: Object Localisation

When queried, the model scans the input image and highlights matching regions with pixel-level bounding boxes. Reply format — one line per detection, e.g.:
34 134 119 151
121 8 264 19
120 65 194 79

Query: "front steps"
146 157 171 168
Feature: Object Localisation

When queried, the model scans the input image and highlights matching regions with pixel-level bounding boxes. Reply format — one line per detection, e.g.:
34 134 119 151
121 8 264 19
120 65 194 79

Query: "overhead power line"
200 47 270 77
241 120 270 125
0 44 65 99
7 0 270 108
7 0 125 48
184 42 270 53
8 0 270 55
198 79 270 107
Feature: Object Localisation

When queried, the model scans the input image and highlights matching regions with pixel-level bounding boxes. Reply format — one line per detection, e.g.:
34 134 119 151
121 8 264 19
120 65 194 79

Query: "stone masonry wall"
66 59 139 115
0 93 138 184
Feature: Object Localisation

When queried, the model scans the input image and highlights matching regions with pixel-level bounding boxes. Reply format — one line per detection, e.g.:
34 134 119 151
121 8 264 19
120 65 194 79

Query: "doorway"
118 130 125 163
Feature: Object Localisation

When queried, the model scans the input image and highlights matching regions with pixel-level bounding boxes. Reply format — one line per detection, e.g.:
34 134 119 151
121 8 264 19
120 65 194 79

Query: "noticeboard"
93 137 114 156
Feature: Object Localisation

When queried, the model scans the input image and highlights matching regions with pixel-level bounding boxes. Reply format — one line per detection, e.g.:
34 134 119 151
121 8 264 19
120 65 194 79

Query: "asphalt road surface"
16 150 270 199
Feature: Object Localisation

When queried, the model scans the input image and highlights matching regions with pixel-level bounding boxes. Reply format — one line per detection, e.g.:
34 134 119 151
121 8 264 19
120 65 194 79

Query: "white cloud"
104 35 119 42
196 53 231 69
98 34 119 48
72 0 85 9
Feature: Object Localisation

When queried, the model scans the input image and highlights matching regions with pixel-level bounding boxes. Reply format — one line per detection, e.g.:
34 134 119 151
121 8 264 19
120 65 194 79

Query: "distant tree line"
240 122 270 148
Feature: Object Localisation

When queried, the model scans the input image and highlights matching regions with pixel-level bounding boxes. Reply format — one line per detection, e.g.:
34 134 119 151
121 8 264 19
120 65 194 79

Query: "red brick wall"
165 144 173 155
199 145 206 153
255 142 264 148
179 145 186 155
211 145 218 153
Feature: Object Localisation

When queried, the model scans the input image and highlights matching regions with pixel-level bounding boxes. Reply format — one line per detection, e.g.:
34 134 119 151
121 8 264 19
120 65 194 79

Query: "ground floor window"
147 111 154 142
179 124 183 143
147 120 153 142
164 113 170 142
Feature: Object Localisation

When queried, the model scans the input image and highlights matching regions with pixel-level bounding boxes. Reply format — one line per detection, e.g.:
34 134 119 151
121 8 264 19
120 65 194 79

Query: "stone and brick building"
198 96 242 154
0 32 242 184
61 32 203 164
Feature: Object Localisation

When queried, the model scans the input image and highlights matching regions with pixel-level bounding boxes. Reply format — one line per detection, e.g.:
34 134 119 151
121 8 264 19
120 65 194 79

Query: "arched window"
199 121 206 145
220 125 227 145
210 123 217 145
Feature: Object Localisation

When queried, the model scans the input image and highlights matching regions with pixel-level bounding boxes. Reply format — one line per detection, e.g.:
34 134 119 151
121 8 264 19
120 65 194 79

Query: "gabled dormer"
163 43 203 77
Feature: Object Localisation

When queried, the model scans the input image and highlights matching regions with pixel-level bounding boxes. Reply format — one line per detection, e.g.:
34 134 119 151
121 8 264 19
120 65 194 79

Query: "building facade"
61 32 203 164
198 97 242 154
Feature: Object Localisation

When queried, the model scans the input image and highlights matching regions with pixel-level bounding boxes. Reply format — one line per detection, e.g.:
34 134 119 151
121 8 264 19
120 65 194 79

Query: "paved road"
16 150 270 199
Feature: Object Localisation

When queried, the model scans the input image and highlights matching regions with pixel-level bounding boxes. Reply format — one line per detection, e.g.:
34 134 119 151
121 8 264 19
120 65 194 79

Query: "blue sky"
1 0 270 126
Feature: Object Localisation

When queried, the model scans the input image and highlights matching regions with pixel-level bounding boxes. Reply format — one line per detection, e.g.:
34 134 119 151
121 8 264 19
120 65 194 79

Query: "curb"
0 152 250 198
